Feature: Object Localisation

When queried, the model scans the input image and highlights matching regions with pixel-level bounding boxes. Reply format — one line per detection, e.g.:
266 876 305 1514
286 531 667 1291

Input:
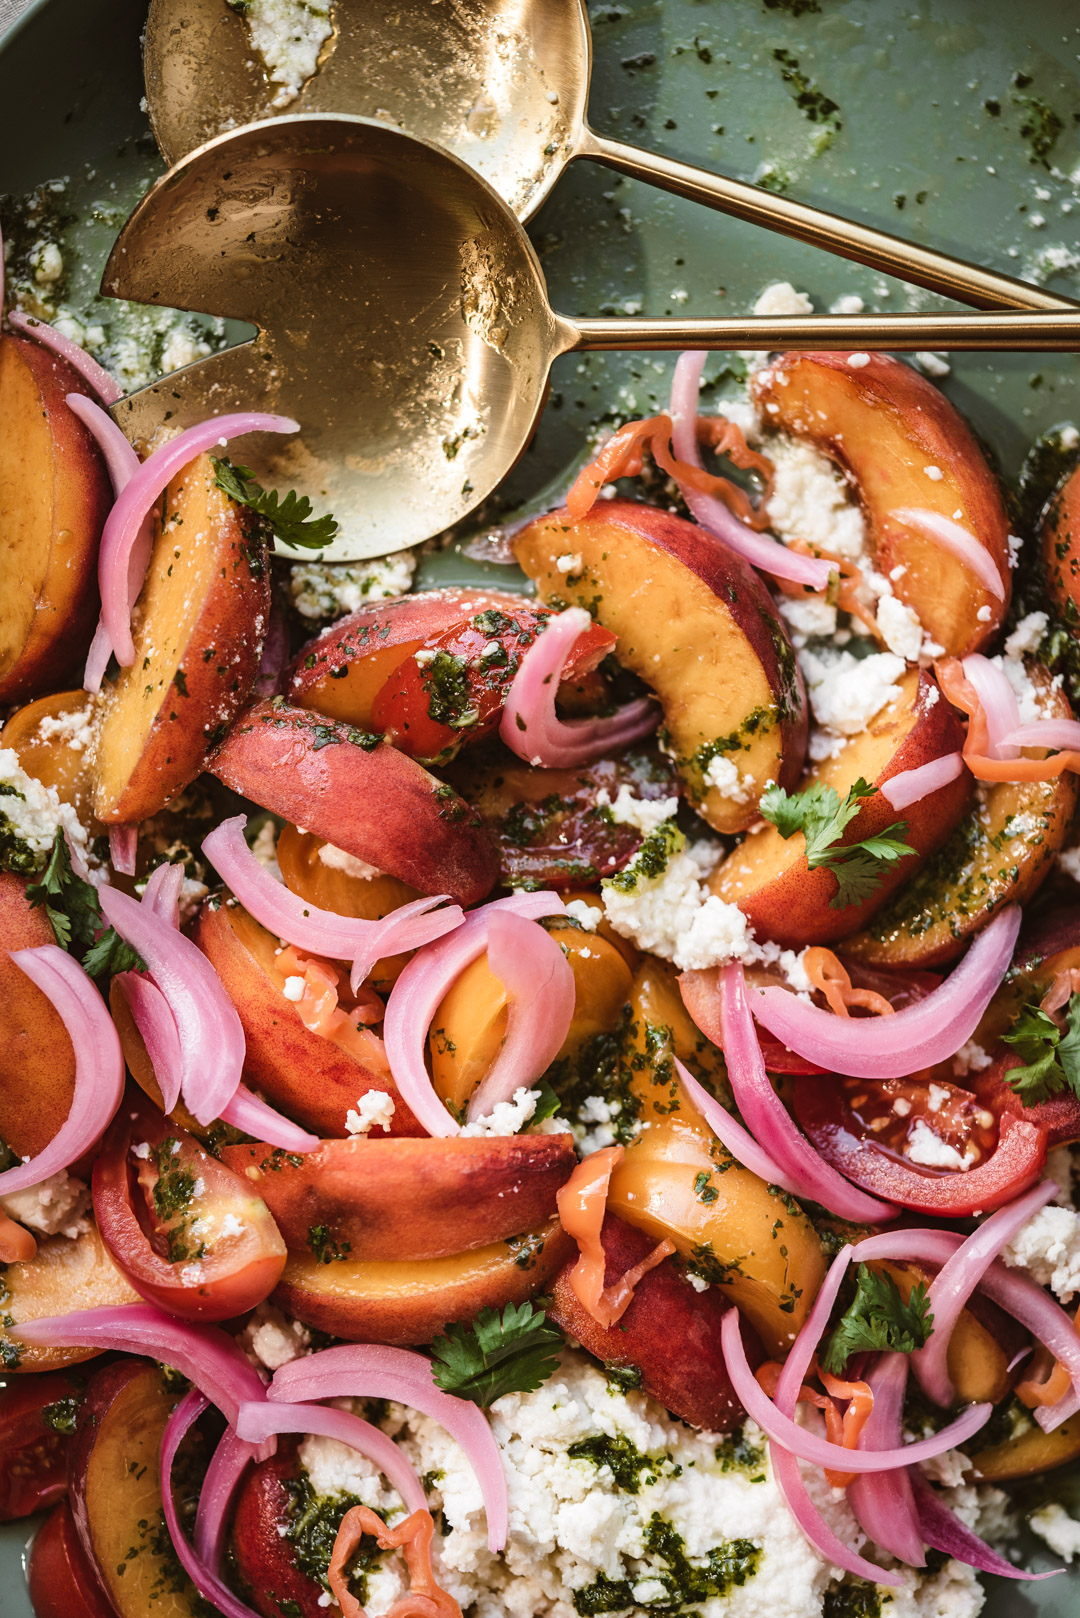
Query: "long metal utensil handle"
567 309 1080 351
579 127 1077 315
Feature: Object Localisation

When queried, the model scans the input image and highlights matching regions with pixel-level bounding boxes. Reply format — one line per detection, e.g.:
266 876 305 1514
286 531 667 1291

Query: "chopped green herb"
1002 994 1080 1104
25 828 145 979
430 1299 562 1407
760 778 910 909
211 456 337 550
307 1224 353 1265
821 1263 933 1374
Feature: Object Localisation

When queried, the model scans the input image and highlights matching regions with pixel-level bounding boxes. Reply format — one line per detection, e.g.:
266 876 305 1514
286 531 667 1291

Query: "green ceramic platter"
1 0 1080 1612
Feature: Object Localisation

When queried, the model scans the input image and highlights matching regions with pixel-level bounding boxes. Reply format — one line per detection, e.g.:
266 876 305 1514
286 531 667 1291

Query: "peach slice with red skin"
209 697 499 904
93 451 270 825
0 335 110 703
710 669 971 947
513 499 806 833
0 873 76 1160
273 1215 574 1345
752 352 1011 656
549 1213 751 1431
230 1443 341 1618
220 1134 577 1260
195 898 422 1137
0 1224 140 1373
1042 462 1080 625
28 1502 116 1618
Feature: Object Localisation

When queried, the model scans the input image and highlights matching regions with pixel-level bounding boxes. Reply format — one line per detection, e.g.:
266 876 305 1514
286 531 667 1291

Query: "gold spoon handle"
579 127 1076 315
565 309 1080 351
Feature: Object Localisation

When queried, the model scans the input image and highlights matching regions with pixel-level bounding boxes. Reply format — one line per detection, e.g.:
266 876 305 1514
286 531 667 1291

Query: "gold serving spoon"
143 0 1075 315
105 116 1080 563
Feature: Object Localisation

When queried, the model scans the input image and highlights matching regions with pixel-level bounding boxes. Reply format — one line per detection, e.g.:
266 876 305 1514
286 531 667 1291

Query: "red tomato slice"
970 1048 1080 1148
28 1501 116 1618
371 603 616 763
0 1370 83 1520
93 1092 286 1321
792 1072 1047 1216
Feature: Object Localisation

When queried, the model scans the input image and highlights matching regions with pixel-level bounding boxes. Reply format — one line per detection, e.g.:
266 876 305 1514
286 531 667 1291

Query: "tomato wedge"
0 1369 84 1519
371 603 615 764
93 1092 286 1321
792 1072 1047 1216
970 1048 1080 1148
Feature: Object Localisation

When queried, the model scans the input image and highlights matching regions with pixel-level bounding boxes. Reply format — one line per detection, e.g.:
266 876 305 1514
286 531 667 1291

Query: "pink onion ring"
879 752 965 811
909 1468 1060 1580
748 905 1020 1077
267 1342 508 1552
499 607 658 768
99 412 299 666
912 1179 1057 1406
670 352 832 589
383 892 565 1137
201 815 464 993
7 309 123 404
696 964 897 1221
109 825 138 877
466 909 576 1121
672 1056 805 1195
219 1085 319 1153
848 1354 925 1568
962 654 1021 759
0 948 124 1191
114 972 184 1114
720 1308 992 1470
193 1425 263 1568
892 508 1006 601
18 1303 266 1424
162 1392 263 1618
235 1399 427 1516
140 860 185 928
1003 719 1080 751
98 883 245 1125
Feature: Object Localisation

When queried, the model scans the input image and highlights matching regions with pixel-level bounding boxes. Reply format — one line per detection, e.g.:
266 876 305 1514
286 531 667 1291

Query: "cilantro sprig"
1002 995 1080 1104
759 777 911 909
26 829 144 981
821 1264 934 1375
211 456 338 550
430 1300 562 1407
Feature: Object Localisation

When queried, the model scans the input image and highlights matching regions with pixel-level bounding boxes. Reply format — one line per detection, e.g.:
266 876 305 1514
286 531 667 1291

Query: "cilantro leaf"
529 1082 562 1128
1002 995 1080 1104
430 1299 562 1407
821 1264 934 1375
25 829 145 981
759 777 910 910
211 456 337 550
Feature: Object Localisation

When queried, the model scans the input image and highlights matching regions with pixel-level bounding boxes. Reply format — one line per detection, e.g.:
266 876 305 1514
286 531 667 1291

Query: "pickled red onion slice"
108 825 138 876
879 752 965 810
910 1468 1061 1580
466 909 575 1121
847 1354 925 1568
162 1393 264 1618
891 508 1006 602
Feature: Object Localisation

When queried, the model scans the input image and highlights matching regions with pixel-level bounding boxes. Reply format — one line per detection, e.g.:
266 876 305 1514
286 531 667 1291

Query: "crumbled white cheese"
220 1212 245 1239
765 435 867 563
234 0 333 107
753 281 814 316
460 1087 539 1138
0 1171 90 1239
564 899 600 932
683 835 725 881
159 325 208 375
34 706 96 753
995 651 1050 724
555 552 584 574
599 786 681 835
1002 1204 1080 1301
1030 1502 1080 1561
776 593 838 648
0 747 89 872
846 352 871 369
282 975 306 1002
914 351 951 377
702 756 755 805
572 1094 619 1157
798 648 905 736
830 294 865 314
905 1119 968 1171
241 1302 311 1371
926 1083 951 1113
875 595 924 662
248 818 282 881
345 1091 397 1136
923 465 944 481
1005 611 1049 658
952 1040 993 1076
317 841 383 882
289 552 418 621
601 824 762 972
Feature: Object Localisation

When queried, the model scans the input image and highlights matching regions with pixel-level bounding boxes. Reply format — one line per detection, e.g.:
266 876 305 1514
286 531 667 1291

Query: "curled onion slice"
383 892 565 1138
193 1425 263 1568
721 1308 992 1471
499 606 657 768
267 1343 508 1552
912 1179 1057 1406
140 860 185 928
7 310 123 404
670 352 831 589
162 1392 262 1618
98 883 245 1126
749 906 1020 1078
466 909 575 1121
0 947 124 1191
115 972 184 1113
236 1399 426 1516
909 1468 1060 1580
18 1302 265 1424
1003 718 1080 751
219 1085 318 1153
891 509 1007 601
672 1057 803 1193
201 816 463 992
99 412 299 667
847 1354 925 1568
685 964 897 1221
109 825 138 876
879 753 965 811
962 654 1021 759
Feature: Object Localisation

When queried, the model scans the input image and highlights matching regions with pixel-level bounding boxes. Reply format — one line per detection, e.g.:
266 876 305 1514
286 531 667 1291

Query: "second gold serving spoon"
142 0 1076 315
105 117 1080 563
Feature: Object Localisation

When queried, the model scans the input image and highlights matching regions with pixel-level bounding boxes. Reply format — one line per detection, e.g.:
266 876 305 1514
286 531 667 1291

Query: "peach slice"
752 352 1011 655
220 1134 576 1260
92 452 270 824
549 1213 749 1431
844 665 1077 967
513 499 806 833
0 1224 139 1373
0 336 110 703
968 1408 1080 1482
711 669 971 946
0 690 97 824
873 1260 1023 1405
28 1502 116 1618
0 872 76 1160
230 1445 327 1618
195 898 421 1137
273 1215 574 1344
108 977 208 1138
1042 461 1080 623
209 698 499 905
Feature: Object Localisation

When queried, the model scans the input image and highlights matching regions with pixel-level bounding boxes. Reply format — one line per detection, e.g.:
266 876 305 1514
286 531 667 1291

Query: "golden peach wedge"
1041 460 1080 626
0 690 97 825
0 1225 139 1373
0 873 76 1160
513 499 806 833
